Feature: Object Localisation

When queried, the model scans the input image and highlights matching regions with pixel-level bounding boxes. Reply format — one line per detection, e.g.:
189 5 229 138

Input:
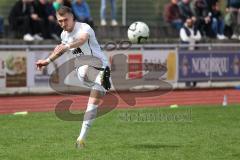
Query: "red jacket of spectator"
164 3 182 23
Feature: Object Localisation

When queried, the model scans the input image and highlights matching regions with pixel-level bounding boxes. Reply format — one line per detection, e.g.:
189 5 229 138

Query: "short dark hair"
56 6 73 16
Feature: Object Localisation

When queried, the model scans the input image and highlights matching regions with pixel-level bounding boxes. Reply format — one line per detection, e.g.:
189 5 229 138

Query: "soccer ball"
127 21 150 44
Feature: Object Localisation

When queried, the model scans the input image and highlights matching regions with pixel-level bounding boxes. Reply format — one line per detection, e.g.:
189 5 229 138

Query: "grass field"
1 105 240 160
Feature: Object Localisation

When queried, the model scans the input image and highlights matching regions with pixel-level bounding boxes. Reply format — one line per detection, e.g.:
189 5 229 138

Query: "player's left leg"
76 89 104 149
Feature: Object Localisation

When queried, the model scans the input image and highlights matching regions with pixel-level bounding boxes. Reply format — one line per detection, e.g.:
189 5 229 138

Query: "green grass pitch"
0 105 240 160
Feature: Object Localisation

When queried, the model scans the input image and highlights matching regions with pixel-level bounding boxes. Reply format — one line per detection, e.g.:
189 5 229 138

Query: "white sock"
78 104 98 141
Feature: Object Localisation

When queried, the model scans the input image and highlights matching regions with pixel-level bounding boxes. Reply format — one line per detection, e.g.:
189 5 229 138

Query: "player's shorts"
77 65 111 93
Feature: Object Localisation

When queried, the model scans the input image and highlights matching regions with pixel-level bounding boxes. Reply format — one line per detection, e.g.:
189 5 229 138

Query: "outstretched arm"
35 43 69 70
35 33 89 70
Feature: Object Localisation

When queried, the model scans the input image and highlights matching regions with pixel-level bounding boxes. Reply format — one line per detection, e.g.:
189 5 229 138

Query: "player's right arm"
35 43 70 70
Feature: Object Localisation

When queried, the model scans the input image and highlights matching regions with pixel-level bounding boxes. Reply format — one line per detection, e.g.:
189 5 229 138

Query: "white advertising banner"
0 48 177 93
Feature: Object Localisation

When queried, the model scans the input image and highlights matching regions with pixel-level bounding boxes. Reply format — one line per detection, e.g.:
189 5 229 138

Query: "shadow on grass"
133 144 181 149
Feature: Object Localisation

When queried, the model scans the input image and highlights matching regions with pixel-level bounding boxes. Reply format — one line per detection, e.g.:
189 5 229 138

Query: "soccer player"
36 6 111 148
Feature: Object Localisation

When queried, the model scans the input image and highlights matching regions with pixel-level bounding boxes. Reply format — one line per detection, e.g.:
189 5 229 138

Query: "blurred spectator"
53 0 72 11
63 0 72 8
72 0 94 28
164 0 183 31
53 0 62 10
8 0 45 41
33 0 61 40
0 16 3 37
180 16 202 50
226 0 240 40
193 0 214 38
205 0 219 12
100 0 118 26
180 17 201 87
211 2 226 40
178 0 196 22
48 0 63 37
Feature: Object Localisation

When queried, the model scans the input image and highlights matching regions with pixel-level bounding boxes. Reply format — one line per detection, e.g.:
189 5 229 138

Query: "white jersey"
61 22 109 67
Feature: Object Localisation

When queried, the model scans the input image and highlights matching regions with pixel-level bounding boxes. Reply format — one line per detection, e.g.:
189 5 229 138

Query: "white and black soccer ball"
127 21 150 44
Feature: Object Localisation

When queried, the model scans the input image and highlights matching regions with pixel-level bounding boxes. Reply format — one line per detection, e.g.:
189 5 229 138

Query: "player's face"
56 13 74 32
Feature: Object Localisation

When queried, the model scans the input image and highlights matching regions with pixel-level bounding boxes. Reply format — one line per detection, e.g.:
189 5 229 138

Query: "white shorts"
77 65 106 92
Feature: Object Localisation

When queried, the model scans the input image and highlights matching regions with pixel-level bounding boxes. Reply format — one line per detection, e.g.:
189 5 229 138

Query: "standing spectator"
164 0 183 31
226 0 240 39
0 16 3 37
180 17 201 87
193 0 214 38
8 0 44 41
178 0 196 23
72 0 94 28
211 2 226 40
33 0 61 40
180 16 202 50
100 0 118 26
